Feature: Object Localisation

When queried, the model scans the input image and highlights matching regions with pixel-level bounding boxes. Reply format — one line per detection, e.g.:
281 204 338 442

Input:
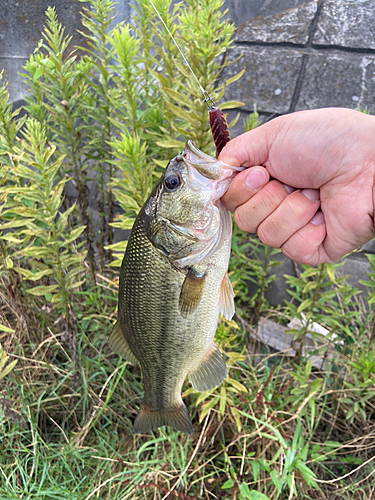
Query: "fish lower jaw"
210 173 240 201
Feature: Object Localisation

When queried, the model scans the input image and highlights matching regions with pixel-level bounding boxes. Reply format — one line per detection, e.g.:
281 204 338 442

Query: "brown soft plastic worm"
209 106 230 158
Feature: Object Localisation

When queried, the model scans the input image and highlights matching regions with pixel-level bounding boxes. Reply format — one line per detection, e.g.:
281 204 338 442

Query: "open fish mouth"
174 140 244 202
180 140 244 180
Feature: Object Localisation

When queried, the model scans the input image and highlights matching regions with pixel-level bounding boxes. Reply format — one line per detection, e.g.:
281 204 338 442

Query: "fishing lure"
209 106 231 157
203 92 231 157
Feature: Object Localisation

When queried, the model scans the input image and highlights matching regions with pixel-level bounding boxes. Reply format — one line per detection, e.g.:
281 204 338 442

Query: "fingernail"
310 211 325 226
283 184 296 194
302 188 320 202
244 168 268 190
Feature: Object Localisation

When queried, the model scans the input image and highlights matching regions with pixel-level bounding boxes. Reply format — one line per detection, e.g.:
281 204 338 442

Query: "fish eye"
164 173 182 191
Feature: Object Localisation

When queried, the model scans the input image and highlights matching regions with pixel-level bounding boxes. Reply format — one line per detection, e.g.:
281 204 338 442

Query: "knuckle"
233 210 252 233
234 209 255 233
263 180 286 203
288 251 319 266
233 210 246 232
282 233 319 265
257 230 280 248
257 219 282 248
282 245 308 264
287 192 320 222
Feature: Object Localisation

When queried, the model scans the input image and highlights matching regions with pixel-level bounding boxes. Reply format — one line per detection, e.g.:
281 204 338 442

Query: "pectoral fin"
109 321 138 364
188 343 227 392
219 273 235 320
179 268 206 317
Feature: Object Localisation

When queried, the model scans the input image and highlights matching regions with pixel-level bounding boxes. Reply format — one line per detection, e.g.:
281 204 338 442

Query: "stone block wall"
224 0 375 116
1 0 375 306
0 1 88 102
221 0 375 305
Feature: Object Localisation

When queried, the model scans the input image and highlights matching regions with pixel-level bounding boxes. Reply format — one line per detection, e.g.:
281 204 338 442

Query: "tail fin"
133 402 193 435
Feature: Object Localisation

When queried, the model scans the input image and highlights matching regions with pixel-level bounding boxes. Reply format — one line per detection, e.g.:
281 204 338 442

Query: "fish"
110 140 243 434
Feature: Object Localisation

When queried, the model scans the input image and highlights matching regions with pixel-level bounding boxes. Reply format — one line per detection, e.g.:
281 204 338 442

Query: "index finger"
222 166 270 212
218 120 275 168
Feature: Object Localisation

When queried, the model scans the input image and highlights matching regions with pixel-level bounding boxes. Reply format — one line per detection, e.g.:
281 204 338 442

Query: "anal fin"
219 273 235 320
109 321 138 364
188 343 227 392
133 402 193 435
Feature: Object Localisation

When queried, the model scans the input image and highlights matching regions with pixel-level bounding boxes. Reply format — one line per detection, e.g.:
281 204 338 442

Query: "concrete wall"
1 0 374 305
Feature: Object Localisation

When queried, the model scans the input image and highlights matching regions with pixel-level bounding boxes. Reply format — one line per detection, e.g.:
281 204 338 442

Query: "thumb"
218 118 277 168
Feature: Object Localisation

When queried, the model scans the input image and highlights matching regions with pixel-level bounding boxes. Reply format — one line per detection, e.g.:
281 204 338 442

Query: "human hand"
219 108 375 265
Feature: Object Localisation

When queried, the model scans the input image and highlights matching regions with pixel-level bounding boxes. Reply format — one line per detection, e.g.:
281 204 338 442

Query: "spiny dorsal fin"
179 268 206 317
219 273 235 320
188 343 227 392
109 321 138 364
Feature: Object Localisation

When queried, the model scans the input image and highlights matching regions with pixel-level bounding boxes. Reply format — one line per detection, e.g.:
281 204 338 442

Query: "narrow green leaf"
219 386 226 416
221 478 235 489
199 397 219 422
0 324 15 333
297 299 313 313
239 482 252 499
252 461 260 482
162 86 190 105
20 247 52 258
250 491 271 500
228 378 247 393
14 268 54 281
5 256 13 269
222 68 246 87
269 470 281 492
219 100 245 109
26 284 59 296
0 359 17 381
165 102 194 121
64 225 86 243
155 139 185 149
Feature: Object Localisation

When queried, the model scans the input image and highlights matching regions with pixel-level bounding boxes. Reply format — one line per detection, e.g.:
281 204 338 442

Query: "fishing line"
147 0 215 108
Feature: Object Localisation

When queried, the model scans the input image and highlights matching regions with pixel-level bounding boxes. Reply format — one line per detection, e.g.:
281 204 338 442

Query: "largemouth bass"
110 140 242 434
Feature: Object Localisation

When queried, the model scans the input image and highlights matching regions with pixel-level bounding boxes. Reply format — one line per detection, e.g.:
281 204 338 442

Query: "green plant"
222 478 272 500
23 9 97 276
231 228 281 325
1 119 86 378
359 252 375 338
243 109 260 132
0 343 17 382
285 261 361 357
